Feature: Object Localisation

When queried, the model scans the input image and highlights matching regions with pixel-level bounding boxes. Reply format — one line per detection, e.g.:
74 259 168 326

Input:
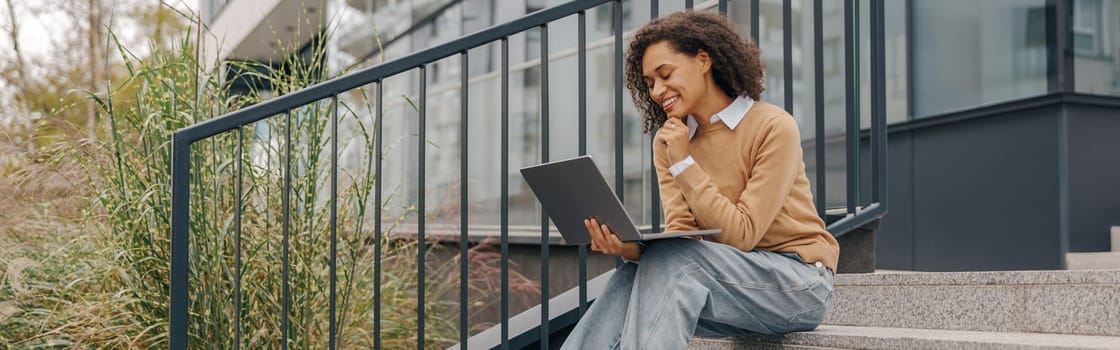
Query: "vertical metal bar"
329 96 339 350
1048 0 1075 92
169 134 189 350
282 110 292 350
719 0 728 15
418 65 428 350
870 0 887 206
577 10 589 316
905 0 913 119
235 127 243 350
613 0 624 213
1063 0 1076 92
751 0 760 43
613 0 625 268
783 0 794 113
650 146 661 233
844 0 859 214
374 83 384 350
500 37 511 350
651 0 662 234
1047 0 1057 92
685 0 694 10
459 51 470 349
814 0 825 218
539 25 552 349
651 0 658 18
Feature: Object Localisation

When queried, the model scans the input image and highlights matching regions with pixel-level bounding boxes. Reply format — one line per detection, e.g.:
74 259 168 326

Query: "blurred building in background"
200 0 1120 271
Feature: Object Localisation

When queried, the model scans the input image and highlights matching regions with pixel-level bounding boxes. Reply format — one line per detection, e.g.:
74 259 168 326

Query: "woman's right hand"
585 218 643 261
655 117 691 164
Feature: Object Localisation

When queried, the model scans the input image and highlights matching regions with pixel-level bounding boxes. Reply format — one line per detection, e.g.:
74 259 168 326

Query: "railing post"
373 81 384 349
577 10 589 316
282 110 292 350
329 95 339 350
538 24 552 350
783 0 794 113
459 51 470 349
500 37 511 350
751 0 760 43
844 0 860 215
417 65 428 350
169 132 190 350
650 0 662 235
613 0 624 223
235 127 244 350
870 0 887 207
813 0 826 219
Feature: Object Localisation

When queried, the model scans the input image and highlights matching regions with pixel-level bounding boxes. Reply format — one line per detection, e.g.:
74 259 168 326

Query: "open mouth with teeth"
662 96 680 112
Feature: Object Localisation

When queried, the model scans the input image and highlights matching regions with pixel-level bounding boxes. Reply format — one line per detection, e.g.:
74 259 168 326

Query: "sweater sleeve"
673 115 802 251
654 140 701 232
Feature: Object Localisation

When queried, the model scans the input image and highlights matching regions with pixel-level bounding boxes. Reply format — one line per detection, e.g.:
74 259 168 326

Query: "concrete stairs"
689 269 1120 349
1066 227 1120 270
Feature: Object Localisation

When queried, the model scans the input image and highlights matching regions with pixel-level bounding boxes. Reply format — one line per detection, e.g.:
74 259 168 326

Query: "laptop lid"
519 156 643 244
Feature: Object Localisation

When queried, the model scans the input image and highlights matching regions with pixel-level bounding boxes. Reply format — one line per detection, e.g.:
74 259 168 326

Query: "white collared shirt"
670 96 755 177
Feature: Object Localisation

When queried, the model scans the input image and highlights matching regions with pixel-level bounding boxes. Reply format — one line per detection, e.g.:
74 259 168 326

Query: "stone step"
1067 252 1120 270
824 270 1120 337
688 325 1120 350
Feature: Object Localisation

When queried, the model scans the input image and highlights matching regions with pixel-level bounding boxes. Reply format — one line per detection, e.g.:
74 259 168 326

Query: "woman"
561 11 839 349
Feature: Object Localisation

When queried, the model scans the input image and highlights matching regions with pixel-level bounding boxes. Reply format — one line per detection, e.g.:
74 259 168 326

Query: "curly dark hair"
625 11 765 134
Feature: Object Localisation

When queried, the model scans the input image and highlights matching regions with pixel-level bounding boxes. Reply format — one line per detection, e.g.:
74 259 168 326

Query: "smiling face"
641 41 712 120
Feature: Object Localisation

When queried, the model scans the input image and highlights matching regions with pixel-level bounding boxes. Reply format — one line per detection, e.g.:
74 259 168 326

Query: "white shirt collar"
685 96 755 140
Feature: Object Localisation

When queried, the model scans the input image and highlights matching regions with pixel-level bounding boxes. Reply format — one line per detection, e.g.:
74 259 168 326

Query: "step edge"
835 269 1120 286
690 325 1120 350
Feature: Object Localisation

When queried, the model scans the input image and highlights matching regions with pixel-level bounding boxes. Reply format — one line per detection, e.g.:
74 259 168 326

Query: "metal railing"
168 0 888 348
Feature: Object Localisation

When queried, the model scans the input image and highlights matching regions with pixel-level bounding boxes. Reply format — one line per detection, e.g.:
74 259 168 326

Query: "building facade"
200 0 1120 271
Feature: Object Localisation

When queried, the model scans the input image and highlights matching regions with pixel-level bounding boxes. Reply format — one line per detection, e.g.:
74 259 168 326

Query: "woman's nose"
650 81 665 100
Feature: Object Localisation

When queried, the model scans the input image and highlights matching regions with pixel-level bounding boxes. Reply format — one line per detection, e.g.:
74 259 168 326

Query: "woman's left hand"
585 218 643 261
656 117 691 164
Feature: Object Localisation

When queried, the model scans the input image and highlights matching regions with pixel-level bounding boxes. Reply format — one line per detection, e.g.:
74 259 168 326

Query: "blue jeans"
561 238 834 350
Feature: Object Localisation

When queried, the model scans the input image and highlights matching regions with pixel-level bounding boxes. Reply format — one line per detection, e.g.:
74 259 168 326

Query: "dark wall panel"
860 133 916 270
1067 104 1120 252
910 109 1062 271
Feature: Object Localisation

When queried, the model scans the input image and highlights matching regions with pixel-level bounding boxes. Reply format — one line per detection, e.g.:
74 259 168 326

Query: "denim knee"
641 238 707 266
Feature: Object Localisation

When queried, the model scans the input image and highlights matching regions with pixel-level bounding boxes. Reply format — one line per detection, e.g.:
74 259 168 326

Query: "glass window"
911 0 1050 118
1074 0 1120 96
1073 0 1105 55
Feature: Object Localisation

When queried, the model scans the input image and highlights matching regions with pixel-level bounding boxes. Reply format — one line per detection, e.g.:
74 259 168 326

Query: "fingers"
585 218 642 259
585 218 601 252
585 218 620 254
664 117 685 128
657 118 688 140
601 223 624 247
585 218 611 252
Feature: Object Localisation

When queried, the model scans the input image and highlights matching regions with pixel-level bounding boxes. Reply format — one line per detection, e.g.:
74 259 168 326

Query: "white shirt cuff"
669 156 695 177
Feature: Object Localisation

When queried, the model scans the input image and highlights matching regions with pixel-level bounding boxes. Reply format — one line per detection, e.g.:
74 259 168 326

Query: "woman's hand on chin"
656 117 691 164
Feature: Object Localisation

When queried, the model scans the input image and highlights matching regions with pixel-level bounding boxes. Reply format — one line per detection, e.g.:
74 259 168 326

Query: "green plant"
1 5 539 349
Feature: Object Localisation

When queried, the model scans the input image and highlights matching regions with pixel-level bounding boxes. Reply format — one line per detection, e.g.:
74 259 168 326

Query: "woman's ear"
696 49 712 74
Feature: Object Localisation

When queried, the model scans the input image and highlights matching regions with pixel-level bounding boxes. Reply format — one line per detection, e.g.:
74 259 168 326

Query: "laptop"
520 155 721 245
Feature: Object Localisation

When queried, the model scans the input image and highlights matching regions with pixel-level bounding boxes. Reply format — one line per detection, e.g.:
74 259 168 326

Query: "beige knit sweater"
655 101 840 271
